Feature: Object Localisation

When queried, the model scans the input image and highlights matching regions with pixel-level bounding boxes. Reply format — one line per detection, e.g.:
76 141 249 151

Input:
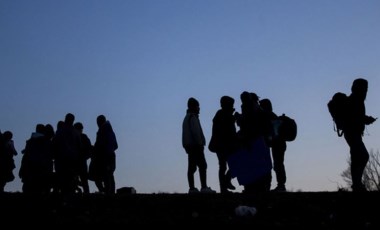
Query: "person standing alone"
91 115 118 195
343 78 376 192
182 97 216 194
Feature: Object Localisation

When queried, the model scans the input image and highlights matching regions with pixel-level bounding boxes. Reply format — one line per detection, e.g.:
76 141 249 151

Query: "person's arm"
365 115 377 125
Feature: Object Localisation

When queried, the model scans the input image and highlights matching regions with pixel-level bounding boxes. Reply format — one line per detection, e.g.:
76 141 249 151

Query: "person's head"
44 124 55 139
351 78 368 100
187 97 200 113
259 98 273 112
240 91 259 104
65 113 75 126
240 91 251 104
36 124 45 134
56 120 64 131
74 122 84 133
3 131 13 141
250 93 259 104
220 96 234 110
97 115 107 128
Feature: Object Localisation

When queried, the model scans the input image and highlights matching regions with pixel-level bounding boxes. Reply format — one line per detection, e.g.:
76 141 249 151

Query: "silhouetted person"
50 120 64 194
209 96 237 193
90 115 118 195
260 98 287 192
235 92 271 143
44 124 55 141
343 78 376 192
0 130 17 192
235 91 255 141
74 122 92 194
52 113 82 194
44 123 56 192
234 92 272 194
19 124 53 194
182 97 216 194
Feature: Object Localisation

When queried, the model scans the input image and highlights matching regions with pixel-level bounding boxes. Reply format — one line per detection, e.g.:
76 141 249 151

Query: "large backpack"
327 92 349 137
277 114 297 142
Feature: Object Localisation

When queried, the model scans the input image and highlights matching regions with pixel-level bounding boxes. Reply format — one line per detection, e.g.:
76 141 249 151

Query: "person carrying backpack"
342 78 376 192
260 98 288 192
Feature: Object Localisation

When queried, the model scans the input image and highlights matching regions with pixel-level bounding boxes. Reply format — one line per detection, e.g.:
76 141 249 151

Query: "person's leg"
272 140 287 190
356 141 369 186
350 139 369 190
217 152 235 192
197 151 208 189
104 154 116 195
197 149 215 193
104 173 115 195
187 153 197 190
80 174 90 194
95 180 105 193
216 153 227 193
345 132 369 191
263 172 272 192
225 170 235 190
79 162 90 194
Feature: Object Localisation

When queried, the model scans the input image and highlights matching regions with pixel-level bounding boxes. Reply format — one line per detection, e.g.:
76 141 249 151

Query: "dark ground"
1 191 379 227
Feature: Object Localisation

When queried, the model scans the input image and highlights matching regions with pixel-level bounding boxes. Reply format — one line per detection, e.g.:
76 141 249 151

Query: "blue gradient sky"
1 0 379 193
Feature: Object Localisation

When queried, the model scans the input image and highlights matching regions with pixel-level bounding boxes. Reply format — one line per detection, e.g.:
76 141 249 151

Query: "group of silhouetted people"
0 113 118 195
0 78 377 195
182 77 376 194
182 92 288 194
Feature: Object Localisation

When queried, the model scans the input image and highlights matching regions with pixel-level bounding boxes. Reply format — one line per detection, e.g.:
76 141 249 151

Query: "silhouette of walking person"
182 97 216 194
209 96 237 193
260 98 287 192
343 78 376 192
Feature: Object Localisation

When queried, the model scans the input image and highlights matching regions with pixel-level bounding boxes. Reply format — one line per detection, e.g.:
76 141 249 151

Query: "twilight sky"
1 0 380 193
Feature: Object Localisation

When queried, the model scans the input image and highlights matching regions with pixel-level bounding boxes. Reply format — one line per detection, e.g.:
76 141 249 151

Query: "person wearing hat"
182 97 216 194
